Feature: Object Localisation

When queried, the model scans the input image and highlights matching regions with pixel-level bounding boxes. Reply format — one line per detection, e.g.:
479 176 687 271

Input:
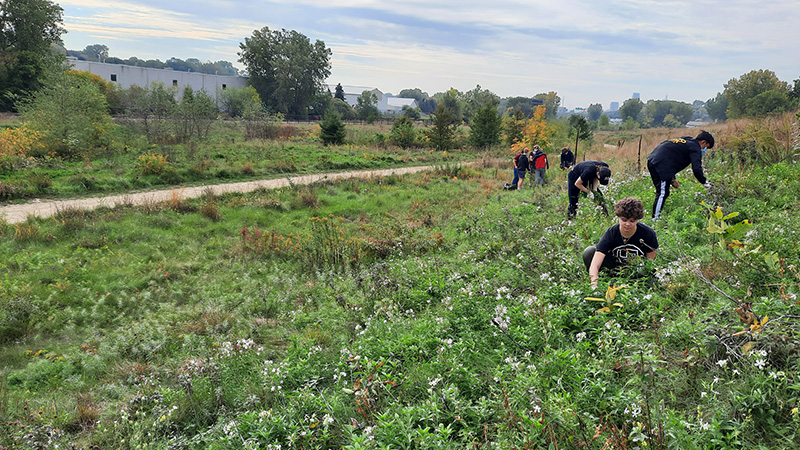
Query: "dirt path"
0 165 435 224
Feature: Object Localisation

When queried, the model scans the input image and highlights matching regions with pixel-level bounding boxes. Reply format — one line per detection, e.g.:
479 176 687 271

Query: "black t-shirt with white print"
596 223 658 270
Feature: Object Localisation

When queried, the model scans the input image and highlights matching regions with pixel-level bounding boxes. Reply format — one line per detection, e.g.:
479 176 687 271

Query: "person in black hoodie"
647 130 714 219
567 160 610 218
516 149 529 190
560 147 574 169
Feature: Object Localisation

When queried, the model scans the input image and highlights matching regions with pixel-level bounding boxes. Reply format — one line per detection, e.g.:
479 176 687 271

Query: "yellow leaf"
605 284 628 301
761 316 769 326
310 421 319 429
742 342 755 354
585 297 605 302
613 303 624 308
596 307 611 313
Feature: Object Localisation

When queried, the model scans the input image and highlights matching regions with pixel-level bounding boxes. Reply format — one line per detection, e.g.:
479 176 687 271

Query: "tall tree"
0 0 65 110
642 100 693 127
334 83 345 100
723 69 789 118
238 27 331 117
587 103 603 121
534 91 561 119
426 104 458 151
355 90 380 123
469 102 502 149
462 84 500 123
619 98 643 122
433 89 464 123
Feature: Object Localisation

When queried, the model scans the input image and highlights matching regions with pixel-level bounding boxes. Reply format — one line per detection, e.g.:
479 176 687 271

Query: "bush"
319 110 346 146
18 71 115 158
135 152 171 175
390 116 417 148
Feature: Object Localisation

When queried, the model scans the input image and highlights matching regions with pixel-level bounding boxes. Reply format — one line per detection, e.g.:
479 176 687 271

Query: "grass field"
2 113 800 449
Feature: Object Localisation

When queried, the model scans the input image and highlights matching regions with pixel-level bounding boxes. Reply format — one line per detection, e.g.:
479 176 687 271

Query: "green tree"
706 93 728 122
319 108 346 145
505 97 534 117
355 90 380 123
398 88 428 102
568 114 593 156
217 85 262 118
0 0 66 110
619 98 643 122
745 89 791 116
426 104 458 151
587 103 603 121
469 102 502 149
642 100 693 127
534 91 561 119
238 27 331 117
724 69 789 118
401 105 421 121
389 116 417 148
18 70 113 157
598 114 610 128
334 83 345 101
174 86 217 142
433 89 464 123
462 84 500 123
121 82 177 143
330 98 356 120
503 109 527 146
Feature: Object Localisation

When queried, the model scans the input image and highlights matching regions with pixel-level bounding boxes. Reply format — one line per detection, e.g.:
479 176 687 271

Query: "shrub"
135 152 170 175
27 172 52 192
18 71 114 158
200 199 222 221
0 181 22 200
390 117 417 148
319 110 346 146
0 124 46 158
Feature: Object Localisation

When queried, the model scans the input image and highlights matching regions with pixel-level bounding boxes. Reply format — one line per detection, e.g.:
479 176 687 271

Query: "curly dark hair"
614 197 645 220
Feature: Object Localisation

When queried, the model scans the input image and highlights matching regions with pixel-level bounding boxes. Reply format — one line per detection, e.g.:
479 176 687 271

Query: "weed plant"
1 123 800 448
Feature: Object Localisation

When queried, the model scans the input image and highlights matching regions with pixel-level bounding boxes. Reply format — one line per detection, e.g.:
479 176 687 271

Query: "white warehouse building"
69 59 248 100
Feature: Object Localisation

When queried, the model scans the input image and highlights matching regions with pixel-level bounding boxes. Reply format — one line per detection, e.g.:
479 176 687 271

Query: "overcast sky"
59 0 800 109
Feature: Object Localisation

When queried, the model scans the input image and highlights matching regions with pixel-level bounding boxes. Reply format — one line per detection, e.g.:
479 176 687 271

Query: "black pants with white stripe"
648 160 670 219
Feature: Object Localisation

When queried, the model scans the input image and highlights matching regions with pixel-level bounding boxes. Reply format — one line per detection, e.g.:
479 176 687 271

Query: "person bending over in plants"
583 197 659 287
647 130 714 219
567 160 610 219
560 147 574 170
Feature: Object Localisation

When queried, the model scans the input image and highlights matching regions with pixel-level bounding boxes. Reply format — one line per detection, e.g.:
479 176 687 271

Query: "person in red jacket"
530 145 549 186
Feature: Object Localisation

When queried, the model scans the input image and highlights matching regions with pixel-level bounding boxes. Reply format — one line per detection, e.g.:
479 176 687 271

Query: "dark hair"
696 130 714 149
614 197 645 220
597 166 611 185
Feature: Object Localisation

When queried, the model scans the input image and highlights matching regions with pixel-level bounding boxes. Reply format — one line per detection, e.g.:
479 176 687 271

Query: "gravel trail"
0 165 434 224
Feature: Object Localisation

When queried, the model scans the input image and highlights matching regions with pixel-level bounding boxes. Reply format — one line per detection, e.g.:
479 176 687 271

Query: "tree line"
1 0 797 125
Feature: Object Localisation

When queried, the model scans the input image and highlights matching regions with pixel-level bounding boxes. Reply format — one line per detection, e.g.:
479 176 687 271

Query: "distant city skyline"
59 0 800 110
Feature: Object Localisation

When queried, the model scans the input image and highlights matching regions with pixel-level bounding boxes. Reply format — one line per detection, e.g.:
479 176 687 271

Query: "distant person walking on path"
583 197 658 286
560 147 574 170
531 145 549 186
647 130 714 219
567 160 611 219
516 148 530 190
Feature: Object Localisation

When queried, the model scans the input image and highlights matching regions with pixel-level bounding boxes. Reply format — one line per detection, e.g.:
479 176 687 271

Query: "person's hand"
703 181 712 189
588 191 595 200
671 179 680 188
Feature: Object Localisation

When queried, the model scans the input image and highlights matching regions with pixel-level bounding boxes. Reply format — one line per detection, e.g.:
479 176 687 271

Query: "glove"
703 181 712 189
588 191 595 200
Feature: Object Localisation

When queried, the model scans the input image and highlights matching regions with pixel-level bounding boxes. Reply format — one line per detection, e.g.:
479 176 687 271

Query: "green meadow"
2 116 800 449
